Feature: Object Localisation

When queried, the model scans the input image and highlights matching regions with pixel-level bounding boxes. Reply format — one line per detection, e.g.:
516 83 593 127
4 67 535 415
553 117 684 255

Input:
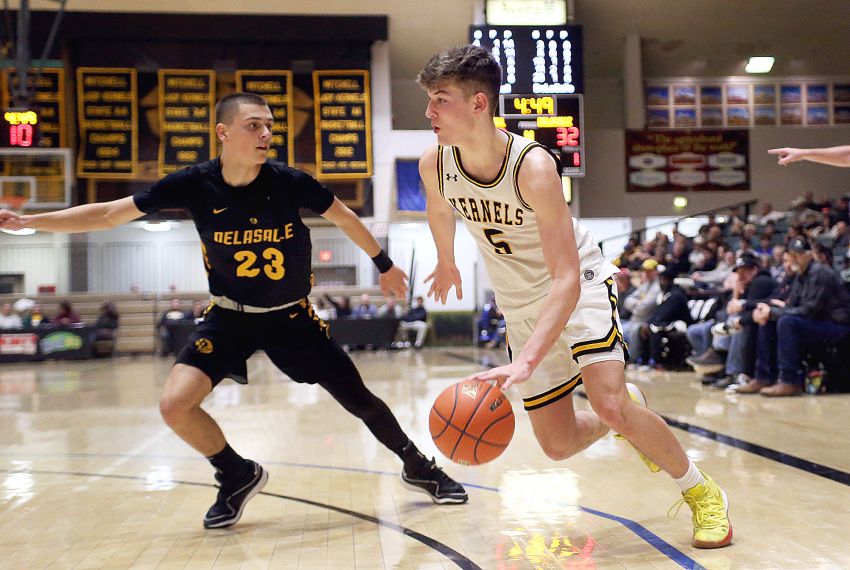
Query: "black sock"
207 443 250 478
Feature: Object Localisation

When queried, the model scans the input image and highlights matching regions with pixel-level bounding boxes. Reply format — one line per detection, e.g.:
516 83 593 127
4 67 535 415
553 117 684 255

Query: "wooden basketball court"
1 347 849 569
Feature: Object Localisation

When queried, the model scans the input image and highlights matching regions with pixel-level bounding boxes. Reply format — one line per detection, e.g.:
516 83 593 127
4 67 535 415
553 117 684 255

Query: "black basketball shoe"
401 457 468 504
204 460 268 529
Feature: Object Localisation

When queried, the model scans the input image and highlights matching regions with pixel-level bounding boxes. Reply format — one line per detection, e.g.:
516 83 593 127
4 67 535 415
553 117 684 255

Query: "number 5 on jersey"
235 247 286 280
484 228 513 255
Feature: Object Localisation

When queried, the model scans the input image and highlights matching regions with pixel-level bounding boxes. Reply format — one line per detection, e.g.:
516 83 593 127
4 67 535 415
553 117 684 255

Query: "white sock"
673 459 705 493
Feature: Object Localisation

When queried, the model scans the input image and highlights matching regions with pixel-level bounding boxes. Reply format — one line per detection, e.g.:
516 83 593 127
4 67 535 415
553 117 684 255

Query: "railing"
597 199 759 255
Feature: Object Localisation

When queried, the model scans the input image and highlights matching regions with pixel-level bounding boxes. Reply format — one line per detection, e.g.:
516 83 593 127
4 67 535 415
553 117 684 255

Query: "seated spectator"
613 269 635 321
841 249 850 285
352 293 378 319
746 238 850 396
643 265 693 370
377 294 403 319
621 259 661 365
0 303 22 330
691 248 735 290
833 195 850 225
312 297 337 321
54 301 82 326
398 296 430 349
689 237 716 273
829 221 850 248
92 302 120 357
691 252 778 389
754 202 787 226
192 300 207 321
665 239 692 275
158 298 191 356
477 297 502 346
755 235 773 257
323 294 352 318
22 303 50 328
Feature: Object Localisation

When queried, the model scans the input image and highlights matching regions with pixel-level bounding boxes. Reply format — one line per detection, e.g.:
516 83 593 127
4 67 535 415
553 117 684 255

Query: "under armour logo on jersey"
446 173 457 182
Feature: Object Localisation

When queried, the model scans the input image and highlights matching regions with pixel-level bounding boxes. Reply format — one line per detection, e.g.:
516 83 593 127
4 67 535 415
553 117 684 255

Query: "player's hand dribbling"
424 262 463 304
0 209 27 231
378 265 409 298
768 147 805 166
467 360 532 390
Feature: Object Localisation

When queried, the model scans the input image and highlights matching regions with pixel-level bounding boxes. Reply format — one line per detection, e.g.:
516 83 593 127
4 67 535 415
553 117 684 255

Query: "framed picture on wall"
700 86 722 105
754 85 776 104
673 85 696 105
806 105 830 125
835 84 850 102
781 105 803 125
835 106 850 124
701 107 723 126
674 107 697 127
726 85 749 104
806 84 829 103
646 86 670 105
780 85 802 103
727 106 750 126
754 106 777 125
646 108 670 128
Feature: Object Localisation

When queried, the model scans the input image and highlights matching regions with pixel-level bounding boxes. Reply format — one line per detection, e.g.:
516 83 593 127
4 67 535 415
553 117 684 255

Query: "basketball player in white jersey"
416 45 732 549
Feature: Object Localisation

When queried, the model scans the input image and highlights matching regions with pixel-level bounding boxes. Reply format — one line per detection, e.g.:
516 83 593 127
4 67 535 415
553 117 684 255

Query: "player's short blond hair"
417 45 502 116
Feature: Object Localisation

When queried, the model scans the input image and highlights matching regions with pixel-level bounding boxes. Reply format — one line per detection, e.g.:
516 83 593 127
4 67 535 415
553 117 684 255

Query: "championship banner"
236 70 294 165
625 130 749 192
313 70 372 179
76 68 137 177
158 70 215 176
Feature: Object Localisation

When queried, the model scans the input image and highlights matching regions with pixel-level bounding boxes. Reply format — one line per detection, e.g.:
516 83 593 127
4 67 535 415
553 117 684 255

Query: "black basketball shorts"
176 299 359 388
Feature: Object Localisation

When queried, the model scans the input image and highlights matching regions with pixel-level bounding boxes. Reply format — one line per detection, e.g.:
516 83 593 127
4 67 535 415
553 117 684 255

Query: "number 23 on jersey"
234 248 286 280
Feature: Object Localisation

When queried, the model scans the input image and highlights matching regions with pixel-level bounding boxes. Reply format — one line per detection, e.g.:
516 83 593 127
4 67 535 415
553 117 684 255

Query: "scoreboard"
471 25 586 177
496 94 584 177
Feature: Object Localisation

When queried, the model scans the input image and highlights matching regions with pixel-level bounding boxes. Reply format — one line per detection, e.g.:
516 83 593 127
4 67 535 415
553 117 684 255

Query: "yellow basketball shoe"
613 383 662 473
669 471 733 549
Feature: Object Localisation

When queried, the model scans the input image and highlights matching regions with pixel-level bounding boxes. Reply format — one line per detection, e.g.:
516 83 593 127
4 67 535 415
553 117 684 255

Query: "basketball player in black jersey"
0 92 467 528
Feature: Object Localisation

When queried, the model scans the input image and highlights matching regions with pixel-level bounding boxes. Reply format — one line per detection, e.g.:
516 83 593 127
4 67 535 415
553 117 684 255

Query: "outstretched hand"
424 263 463 304
0 209 27 231
465 360 533 391
767 147 805 166
379 265 409 298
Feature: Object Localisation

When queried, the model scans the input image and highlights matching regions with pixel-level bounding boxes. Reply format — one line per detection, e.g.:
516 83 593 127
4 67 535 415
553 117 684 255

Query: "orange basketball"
429 380 514 465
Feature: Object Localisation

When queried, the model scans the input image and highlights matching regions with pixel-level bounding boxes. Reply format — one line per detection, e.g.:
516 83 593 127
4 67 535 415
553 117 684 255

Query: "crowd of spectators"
616 193 850 396
316 293 431 349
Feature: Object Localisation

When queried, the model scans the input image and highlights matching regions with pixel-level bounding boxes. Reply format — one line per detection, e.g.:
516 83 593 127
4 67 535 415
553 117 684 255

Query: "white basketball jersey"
438 131 617 320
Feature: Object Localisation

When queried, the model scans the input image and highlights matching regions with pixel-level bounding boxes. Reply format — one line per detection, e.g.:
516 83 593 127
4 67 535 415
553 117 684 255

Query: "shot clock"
1 109 39 147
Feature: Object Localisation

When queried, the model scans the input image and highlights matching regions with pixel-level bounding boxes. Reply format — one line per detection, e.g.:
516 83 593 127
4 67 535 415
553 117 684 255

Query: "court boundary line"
5 468 482 570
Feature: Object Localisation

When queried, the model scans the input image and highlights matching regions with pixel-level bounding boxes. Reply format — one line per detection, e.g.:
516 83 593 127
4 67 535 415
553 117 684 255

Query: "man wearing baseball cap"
749 238 850 396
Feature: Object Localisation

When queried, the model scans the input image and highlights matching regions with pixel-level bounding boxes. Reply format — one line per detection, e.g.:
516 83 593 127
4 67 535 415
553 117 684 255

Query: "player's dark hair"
215 92 269 125
417 44 502 116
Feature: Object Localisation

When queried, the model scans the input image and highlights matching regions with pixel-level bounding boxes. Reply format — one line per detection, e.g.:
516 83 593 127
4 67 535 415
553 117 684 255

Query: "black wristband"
371 249 394 273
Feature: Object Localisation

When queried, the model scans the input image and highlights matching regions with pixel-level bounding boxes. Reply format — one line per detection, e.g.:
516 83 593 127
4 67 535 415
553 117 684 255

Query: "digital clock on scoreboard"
495 94 584 177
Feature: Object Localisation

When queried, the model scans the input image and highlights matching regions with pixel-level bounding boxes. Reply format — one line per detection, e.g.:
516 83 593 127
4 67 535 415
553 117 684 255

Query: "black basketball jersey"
133 158 335 308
